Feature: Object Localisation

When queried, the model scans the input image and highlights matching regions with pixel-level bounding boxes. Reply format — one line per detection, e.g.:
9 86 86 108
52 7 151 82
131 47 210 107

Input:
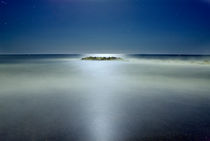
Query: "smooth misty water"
0 55 210 141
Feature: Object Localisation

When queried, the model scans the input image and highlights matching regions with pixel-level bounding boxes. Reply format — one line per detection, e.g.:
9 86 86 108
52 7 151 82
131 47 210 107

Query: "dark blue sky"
0 0 210 54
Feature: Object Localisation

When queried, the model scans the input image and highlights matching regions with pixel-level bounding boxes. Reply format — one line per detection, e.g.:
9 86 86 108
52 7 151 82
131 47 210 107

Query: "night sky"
0 0 210 54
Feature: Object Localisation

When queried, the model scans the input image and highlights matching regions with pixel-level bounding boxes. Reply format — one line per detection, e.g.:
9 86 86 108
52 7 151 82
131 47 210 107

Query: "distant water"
0 54 210 141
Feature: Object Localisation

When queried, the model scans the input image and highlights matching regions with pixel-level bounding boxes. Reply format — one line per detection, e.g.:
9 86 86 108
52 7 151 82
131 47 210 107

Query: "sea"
0 54 210 141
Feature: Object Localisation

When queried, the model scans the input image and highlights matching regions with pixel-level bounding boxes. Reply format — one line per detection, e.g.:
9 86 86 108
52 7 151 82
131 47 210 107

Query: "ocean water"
0 54 210 141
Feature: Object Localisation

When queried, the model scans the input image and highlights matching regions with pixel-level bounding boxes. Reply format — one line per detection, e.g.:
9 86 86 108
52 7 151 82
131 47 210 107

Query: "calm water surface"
0 55 210 141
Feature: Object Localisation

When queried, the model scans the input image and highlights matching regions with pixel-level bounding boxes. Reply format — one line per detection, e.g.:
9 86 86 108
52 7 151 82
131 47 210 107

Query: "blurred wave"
0 54 210 140
125 54 210 65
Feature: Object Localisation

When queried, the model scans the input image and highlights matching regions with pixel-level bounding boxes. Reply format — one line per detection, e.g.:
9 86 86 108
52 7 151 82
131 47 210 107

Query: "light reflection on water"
78 61 117 141
0 56 210 141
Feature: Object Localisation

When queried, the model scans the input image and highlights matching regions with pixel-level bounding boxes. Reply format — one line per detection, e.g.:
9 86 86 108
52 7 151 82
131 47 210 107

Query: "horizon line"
0 53 210 56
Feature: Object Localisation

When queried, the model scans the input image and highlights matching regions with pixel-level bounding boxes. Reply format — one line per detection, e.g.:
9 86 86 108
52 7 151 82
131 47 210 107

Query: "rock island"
81 56 122 61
